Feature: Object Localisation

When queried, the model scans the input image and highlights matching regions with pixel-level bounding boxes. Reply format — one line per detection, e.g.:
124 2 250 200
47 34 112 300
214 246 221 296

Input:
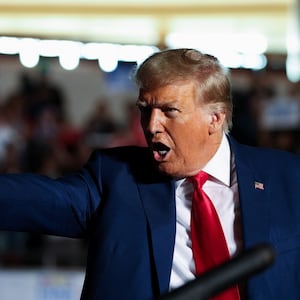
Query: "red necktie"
189 171 240 300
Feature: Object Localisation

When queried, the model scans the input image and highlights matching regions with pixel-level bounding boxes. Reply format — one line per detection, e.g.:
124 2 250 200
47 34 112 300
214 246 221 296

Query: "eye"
162 107 179 118
136 102 152 121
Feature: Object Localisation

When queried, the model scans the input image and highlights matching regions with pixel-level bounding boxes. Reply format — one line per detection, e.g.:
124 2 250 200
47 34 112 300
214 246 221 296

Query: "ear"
208 112 226 134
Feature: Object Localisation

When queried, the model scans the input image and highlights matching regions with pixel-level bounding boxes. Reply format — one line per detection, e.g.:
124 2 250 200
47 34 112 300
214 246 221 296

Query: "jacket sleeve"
0 151 104 238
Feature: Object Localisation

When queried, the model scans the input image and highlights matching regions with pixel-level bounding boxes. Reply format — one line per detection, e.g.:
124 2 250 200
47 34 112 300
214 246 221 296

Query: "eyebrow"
136 99 179 108
136 99 148 107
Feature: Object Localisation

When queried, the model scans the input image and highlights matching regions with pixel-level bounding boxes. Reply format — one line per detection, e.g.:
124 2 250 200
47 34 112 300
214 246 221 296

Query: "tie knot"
189 171 209 189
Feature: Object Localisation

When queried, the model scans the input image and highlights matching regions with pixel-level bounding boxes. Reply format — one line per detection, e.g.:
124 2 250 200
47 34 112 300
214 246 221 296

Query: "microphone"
158 243 275 300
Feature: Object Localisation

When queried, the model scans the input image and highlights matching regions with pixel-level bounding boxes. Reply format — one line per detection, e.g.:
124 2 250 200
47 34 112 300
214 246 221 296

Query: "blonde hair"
135 48 232 133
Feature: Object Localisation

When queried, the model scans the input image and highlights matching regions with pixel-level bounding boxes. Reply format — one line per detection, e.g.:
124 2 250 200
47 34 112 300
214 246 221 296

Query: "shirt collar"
202 133 231 187
175 133 231 189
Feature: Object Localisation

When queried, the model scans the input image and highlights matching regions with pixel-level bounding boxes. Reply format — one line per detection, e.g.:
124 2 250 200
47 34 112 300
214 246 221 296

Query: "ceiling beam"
0 3 289 16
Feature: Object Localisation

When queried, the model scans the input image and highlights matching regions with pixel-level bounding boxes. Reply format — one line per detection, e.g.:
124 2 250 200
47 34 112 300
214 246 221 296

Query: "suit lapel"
230 137 272 249
236 160 271 248
229 137 278 299
137 179 176 295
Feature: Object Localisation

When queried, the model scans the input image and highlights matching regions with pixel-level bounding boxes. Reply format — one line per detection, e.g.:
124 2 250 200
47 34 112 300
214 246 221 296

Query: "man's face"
137 81 224 179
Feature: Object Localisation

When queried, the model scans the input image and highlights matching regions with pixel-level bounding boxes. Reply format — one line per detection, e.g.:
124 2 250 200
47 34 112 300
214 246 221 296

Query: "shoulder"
90 145 151 164
228 135 300 170
84 146 167 182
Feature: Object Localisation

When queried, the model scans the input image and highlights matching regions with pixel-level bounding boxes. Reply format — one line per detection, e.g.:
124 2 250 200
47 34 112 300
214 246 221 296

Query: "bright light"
286 55 300 82
242 54 267 70
59 55 80 70
236 33 268 54
286 8 300 83
39 39 62 57
0 36 20 54
97 44 119 72
58 40 81 70
218 53 266 70
0 35 266 71
165 32 267 70
165 32 268 56
81 42 103 60
19 38 39 68
219 53 243 69
118 45 157 64
98 57 118 73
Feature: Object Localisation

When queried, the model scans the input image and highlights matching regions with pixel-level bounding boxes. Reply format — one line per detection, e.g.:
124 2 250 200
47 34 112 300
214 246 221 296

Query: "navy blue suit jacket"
0 136 300 299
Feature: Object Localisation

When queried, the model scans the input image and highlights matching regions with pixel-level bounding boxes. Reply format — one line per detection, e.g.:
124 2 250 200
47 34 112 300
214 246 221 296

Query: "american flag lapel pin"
254 181 264 190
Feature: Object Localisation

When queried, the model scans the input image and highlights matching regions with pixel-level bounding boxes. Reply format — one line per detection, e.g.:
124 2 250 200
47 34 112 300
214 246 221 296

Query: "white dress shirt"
169 134 242 290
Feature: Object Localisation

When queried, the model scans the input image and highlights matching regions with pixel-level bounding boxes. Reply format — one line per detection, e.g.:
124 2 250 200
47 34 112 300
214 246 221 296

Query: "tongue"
153 150 164 161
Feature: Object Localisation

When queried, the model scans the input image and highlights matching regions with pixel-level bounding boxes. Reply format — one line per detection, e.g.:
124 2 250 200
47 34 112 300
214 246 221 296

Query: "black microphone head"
158 243 275 300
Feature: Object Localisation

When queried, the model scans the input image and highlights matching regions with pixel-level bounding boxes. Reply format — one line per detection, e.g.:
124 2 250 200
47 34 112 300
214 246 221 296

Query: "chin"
157 164 183 179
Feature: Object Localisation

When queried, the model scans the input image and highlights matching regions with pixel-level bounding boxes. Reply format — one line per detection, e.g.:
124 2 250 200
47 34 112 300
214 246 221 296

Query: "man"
0 48 300 299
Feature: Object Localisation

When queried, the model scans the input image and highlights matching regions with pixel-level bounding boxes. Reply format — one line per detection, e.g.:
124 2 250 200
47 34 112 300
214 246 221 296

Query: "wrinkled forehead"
137 80 202 108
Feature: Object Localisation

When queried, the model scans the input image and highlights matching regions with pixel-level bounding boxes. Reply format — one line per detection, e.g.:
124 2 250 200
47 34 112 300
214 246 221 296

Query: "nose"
143 108 164 136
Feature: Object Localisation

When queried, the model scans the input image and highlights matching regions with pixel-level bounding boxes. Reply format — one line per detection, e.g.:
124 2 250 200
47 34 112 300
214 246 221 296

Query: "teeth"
158 150 168 156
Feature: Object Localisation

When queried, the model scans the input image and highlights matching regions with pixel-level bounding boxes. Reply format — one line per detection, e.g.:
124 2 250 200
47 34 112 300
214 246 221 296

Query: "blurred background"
0 0 300 299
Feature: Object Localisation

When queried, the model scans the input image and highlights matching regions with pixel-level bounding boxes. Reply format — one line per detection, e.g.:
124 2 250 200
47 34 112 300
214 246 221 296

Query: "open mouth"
152 142 170 161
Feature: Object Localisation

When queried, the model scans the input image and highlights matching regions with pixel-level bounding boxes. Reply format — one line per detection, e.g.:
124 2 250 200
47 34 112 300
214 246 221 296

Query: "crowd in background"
230 66 300 154
0 59 300 269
